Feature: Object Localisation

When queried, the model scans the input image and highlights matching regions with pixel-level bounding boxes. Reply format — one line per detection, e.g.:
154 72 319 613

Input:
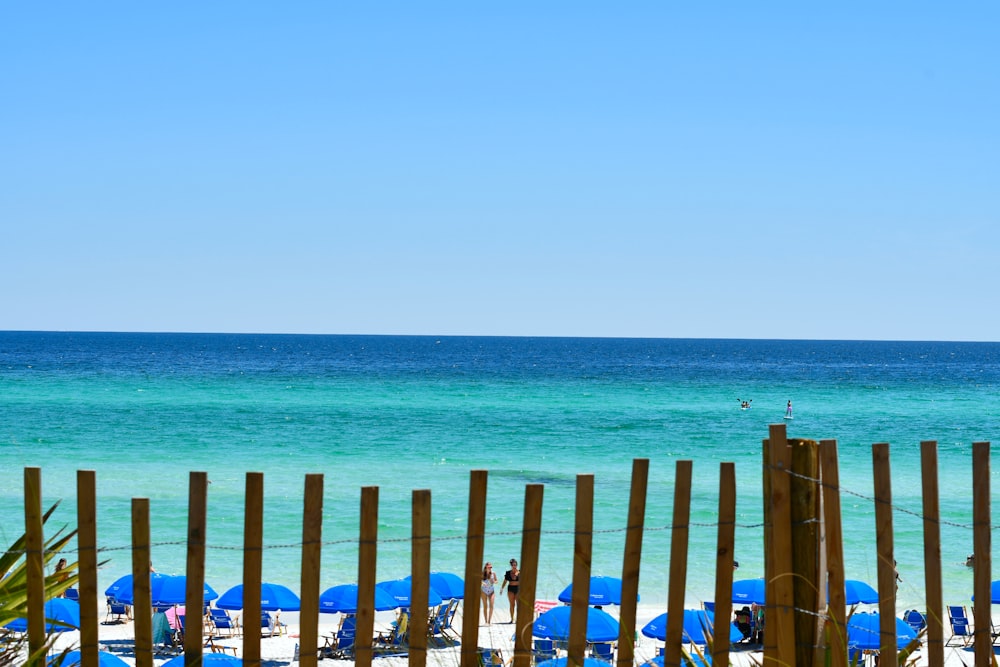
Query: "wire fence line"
2 464 990 559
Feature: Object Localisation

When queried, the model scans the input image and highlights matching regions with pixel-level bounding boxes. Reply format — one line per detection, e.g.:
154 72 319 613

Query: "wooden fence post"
243 472 265 667
618 458 649 667
872 444 898 660
712 462 736 667
567 474 595 666
300 473 324 667
24 467 45 661
461 470 488 667
184 472 209 664
355 486 380 667
132 498 153 667
790 439 820 667
77 470 99 666
821 440 847 667
513 484 544 667
765 423 796 667
972 442 991 667
663 460 692 667
919 442 944 667
410 489 432 667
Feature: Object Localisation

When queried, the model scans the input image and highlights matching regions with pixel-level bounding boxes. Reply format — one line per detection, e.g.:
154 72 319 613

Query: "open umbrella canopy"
427 572 465 600
319 583 399 614
533 605 620 642
558 576 636 606
377 578 443 608
216 583 301 611
732 579 766 605
970 580 1000 603
107 573 217 607
6 598 80 633
842 580 879 605
846 612 917 650
161 654 241 666
641 609 742 645
49 650 131 667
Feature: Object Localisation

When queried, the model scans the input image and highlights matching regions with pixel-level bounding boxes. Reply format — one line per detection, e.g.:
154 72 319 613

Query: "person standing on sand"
501 558 520 623
481 562 498 625
54 558 69 596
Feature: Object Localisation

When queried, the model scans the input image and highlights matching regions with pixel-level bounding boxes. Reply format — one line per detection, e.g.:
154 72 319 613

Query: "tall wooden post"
184 472 209 665
567 474 595 666
77 470 99 666
821 440 847 667
461 470 488 667
920 442 944 667
300 474 324 667
663 461 692 667
243 472 265 667
24 468 45 660
618 459 648 667
513 484 544 667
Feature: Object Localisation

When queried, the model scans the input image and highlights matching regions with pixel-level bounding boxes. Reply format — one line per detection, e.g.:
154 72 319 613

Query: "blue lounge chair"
209 608 239 637
590 641 614 662
376 610 409 648
947 606 973 646
904 609 926 634
532 638 556 664
479 647 505 666
64 588 79 602
105 598 129 624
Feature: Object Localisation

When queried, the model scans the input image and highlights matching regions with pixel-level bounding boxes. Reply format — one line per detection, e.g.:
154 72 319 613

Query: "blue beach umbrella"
377 578 443 608
732 578 766 605
558 576 636 606
105 572 167 602
216 583 301 611
319 583 399 614
107 572 217 607
49 650 131 667
641 609 743 645
970 580 1000 603
151 574 218 607
846 612 917 650
161 654 241 666
6 598 81 633
427 572 465 600
842 580 879 605
533 605 620 642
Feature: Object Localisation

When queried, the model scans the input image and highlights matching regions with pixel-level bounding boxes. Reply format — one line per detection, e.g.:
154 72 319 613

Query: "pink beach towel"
534 600 558 615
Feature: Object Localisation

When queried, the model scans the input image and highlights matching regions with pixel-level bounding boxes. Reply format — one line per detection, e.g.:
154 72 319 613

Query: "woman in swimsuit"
481 562 498 625
501 558 520 623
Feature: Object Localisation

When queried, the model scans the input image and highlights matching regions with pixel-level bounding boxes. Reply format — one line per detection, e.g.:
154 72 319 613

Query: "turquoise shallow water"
1 333 998 611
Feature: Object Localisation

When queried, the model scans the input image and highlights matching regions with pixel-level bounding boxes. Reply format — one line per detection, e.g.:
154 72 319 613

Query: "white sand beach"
45 603 982 667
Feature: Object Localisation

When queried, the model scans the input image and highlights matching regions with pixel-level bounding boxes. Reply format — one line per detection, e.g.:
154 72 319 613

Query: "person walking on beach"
501 558 520 623
481 562 498 625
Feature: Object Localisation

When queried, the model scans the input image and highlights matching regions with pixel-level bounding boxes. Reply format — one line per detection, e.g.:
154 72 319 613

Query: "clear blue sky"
3 2 997 340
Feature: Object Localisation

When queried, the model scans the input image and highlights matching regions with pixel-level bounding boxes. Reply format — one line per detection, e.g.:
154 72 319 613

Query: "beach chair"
376 610 410 649
429 599 460 645
479 647 505 666
590 641 614 663
64 588 79 602
532 638 556 664
209 608 239 637
947 606 973 646
105 599 129 624
323 615 357 659
903 609 926 634
260 610 286 637
152 611 180 655
702 601 715 613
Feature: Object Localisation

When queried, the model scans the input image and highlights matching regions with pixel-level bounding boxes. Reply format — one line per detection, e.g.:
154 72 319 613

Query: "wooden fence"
14 424 996 667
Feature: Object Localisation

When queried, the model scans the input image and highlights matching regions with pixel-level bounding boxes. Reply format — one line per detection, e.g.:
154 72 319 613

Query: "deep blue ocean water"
2 332 998 612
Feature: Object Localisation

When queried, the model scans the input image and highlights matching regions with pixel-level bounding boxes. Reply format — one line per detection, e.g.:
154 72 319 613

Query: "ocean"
1 332 998 613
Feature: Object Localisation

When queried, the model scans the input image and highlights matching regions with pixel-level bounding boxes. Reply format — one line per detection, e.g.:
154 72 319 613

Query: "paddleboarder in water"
785 400 793 418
